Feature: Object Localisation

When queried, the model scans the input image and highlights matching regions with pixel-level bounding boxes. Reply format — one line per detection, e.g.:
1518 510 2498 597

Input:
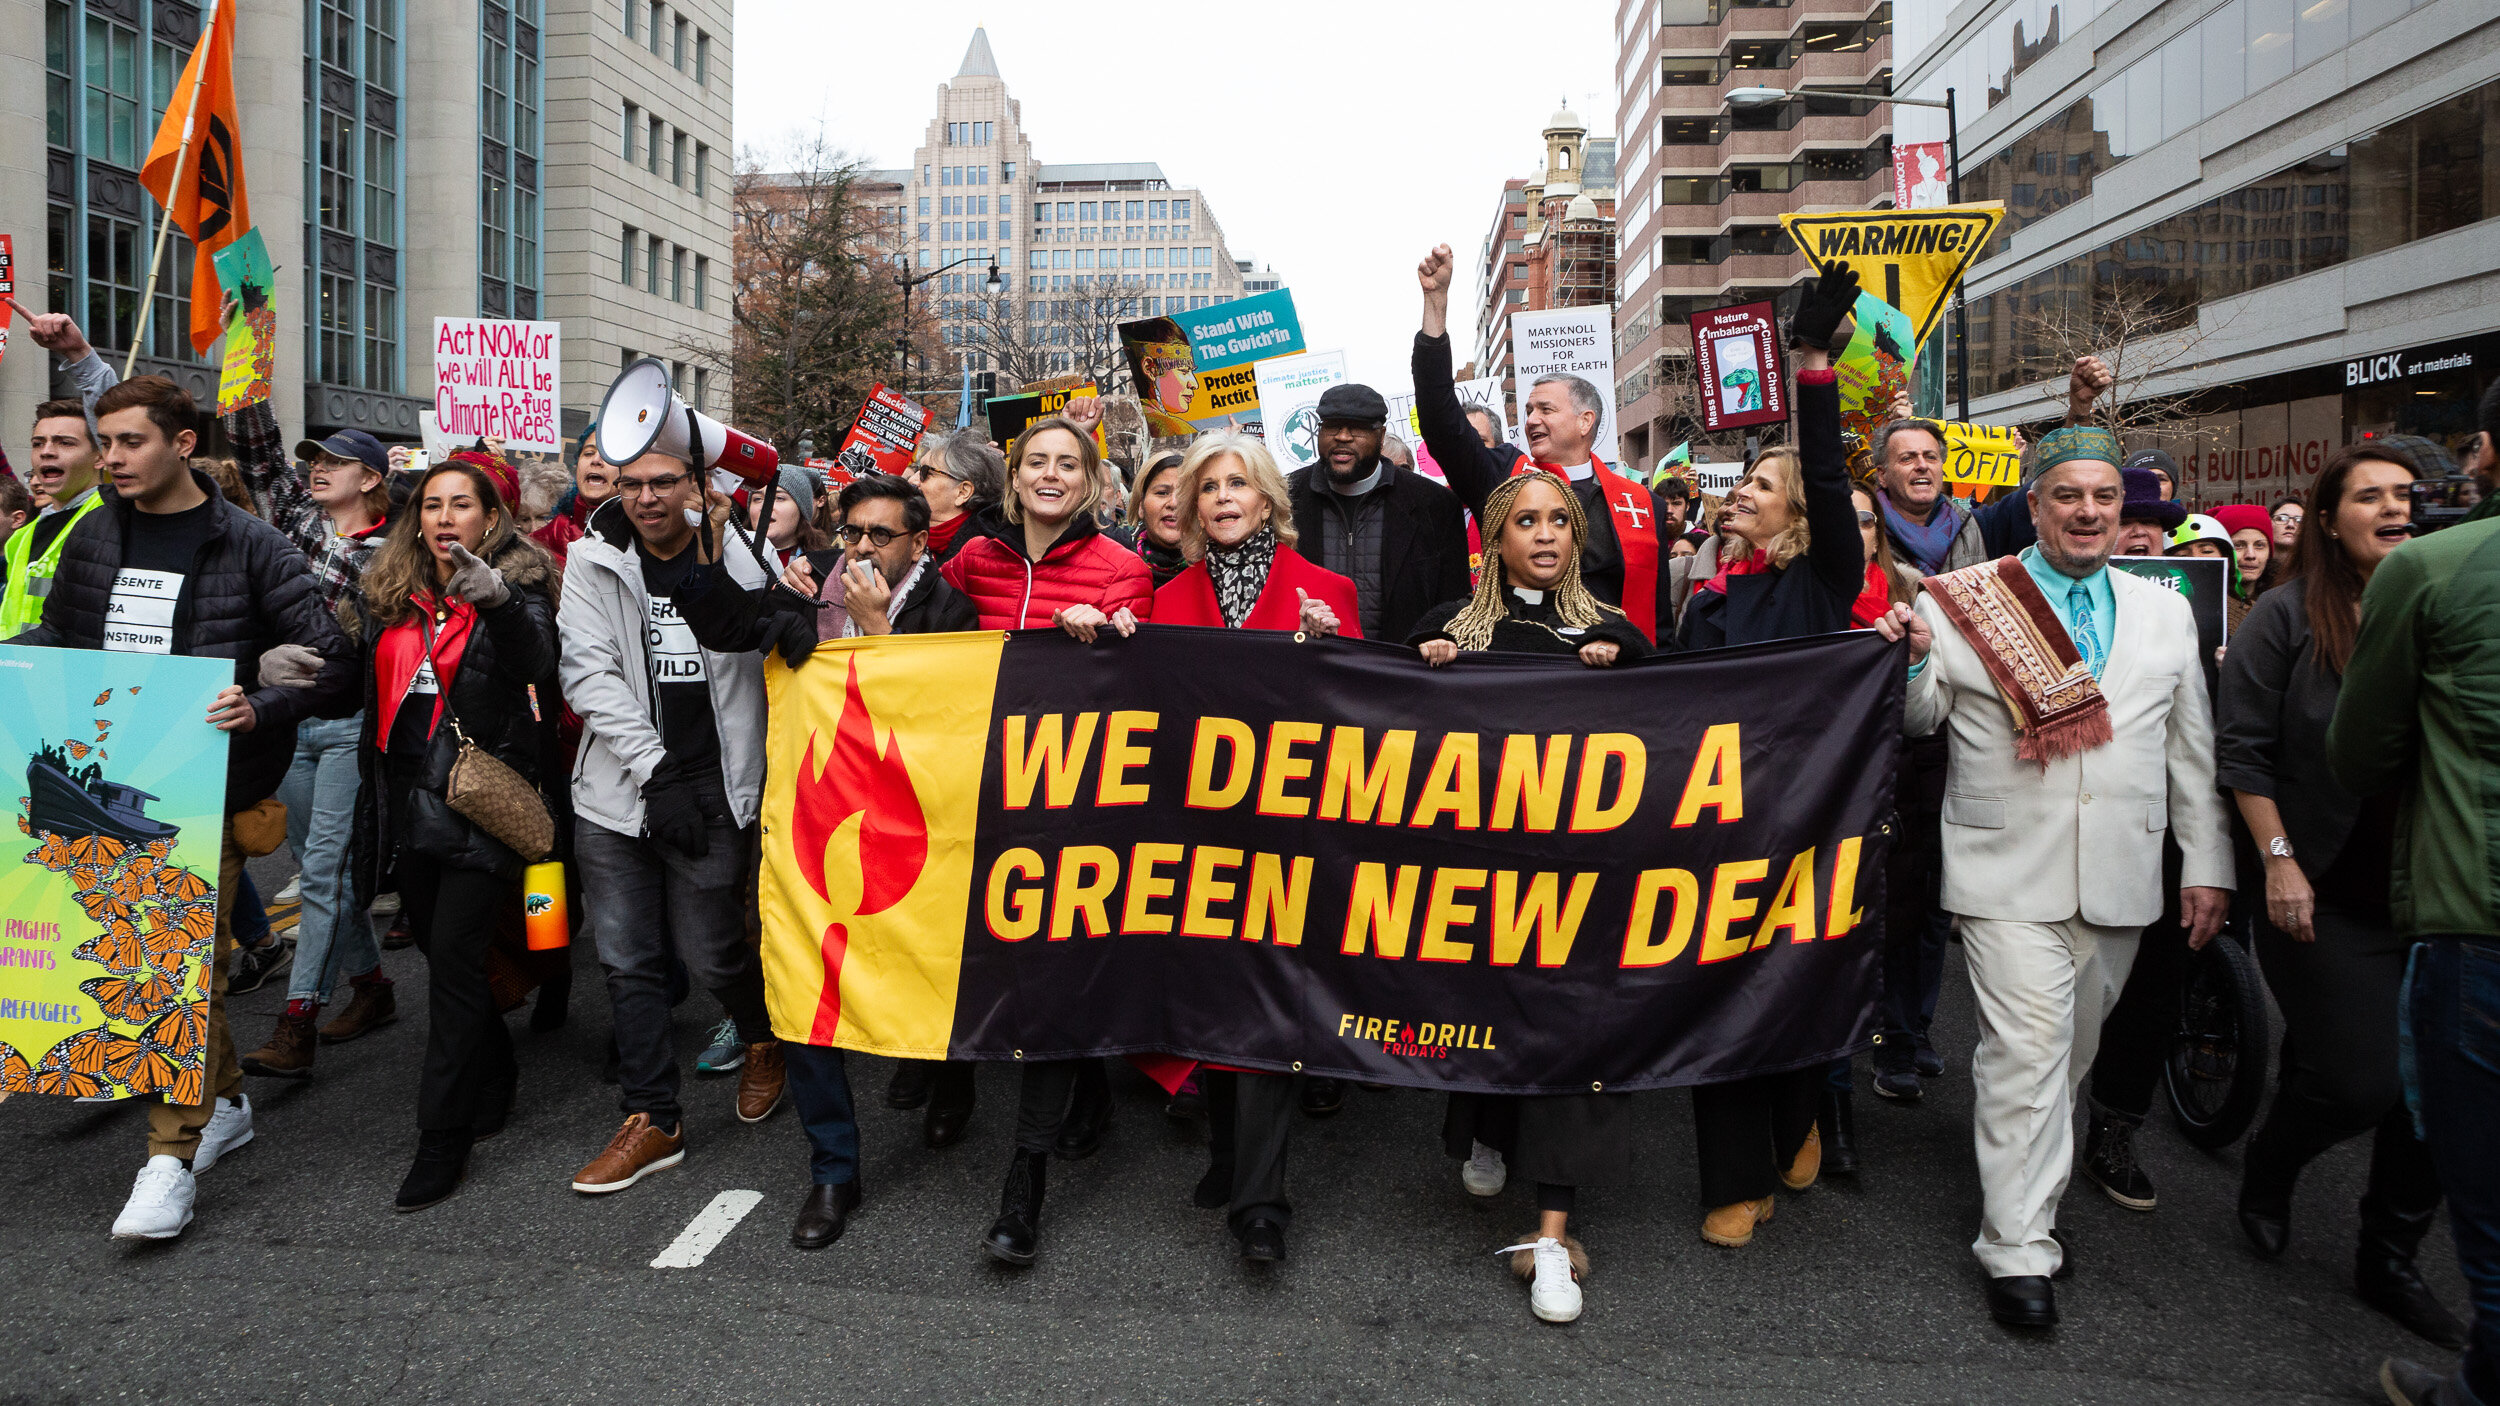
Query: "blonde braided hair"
1441 471 1620 651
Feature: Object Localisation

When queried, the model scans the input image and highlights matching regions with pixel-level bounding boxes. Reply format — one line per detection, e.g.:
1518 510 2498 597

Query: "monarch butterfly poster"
0 645 231 1102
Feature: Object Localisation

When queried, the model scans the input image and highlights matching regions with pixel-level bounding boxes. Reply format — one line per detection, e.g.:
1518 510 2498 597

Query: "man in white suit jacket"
1877 428 2232 1329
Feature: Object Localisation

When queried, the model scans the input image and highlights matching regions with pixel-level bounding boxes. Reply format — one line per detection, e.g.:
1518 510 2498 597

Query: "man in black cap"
1285 380 1471 645
2122 449 2180 506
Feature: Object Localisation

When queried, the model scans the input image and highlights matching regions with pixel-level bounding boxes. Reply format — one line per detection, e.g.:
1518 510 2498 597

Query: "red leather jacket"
1152 543 1364 637
941 516 1154 630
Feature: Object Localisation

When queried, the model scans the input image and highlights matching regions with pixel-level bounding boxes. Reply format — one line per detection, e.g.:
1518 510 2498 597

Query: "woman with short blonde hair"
1152 433 1355 637
1175 433 1299 559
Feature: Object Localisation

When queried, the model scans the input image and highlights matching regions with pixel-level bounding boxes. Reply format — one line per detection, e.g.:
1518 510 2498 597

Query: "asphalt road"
0 854 2464 1405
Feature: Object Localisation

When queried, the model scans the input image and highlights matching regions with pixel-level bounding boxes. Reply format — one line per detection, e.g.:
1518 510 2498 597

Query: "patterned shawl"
1922 556 2113 765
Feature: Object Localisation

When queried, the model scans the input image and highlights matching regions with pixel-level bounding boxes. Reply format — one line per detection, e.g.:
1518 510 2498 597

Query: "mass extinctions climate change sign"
432 317 562 454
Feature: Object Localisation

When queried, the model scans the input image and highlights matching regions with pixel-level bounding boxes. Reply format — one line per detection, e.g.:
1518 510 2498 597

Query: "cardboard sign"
1892 143 1952 210
1687 301 1785 433
833 384 932 478
211 229 275 414
1777 202 2005 352
1942 421 2025 489
431 317 561 453
1122 289 1304 434
1507 305 1621 464
1252 351 1350 471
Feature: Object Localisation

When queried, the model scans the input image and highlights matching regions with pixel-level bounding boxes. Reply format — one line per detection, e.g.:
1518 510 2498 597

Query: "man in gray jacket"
557 453 785 1195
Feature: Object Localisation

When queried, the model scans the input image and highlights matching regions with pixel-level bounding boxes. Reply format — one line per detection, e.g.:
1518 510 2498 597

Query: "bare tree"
2010 272 2235 453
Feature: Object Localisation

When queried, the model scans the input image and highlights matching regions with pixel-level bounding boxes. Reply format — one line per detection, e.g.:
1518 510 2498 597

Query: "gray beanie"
774 465 821 524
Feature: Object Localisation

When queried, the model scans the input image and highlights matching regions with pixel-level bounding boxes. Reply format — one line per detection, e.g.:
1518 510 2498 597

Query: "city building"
1610 0 1896 471
2 0 730 447
1236 256 1284 294
1894 0 2497 506
1473 107 1618 411
900 28 1251 395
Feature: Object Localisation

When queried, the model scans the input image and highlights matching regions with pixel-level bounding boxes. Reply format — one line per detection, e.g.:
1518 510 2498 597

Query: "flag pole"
125 0 221 379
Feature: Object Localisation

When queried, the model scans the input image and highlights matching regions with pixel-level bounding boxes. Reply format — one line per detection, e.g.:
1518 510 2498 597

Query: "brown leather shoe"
737 1041 787 1124
1782 1123 1823 1191
319 979 397 1043
241 1010 318 1079
571 1113 686 1193
1701 1196 1777 1247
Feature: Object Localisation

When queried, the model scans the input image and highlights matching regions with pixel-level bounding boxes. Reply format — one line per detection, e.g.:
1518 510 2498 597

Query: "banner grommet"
1291 1061 1303 1072
1012 1049 1023 1059
1591 1081 1604 1092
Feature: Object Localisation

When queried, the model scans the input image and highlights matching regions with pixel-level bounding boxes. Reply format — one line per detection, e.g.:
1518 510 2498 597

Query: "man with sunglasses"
782 473 979 639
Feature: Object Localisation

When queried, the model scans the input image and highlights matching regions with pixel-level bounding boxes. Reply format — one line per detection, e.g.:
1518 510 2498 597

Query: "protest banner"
1686 301 1785 434
1252 351 1350 471
985 384 1089 448
0 234 11 369
833 383 932 479
1777 202 2005 352
211 228 275 414
757 627 1896 1092
1942 421 2025 491
1892 143 1952 210
1121 289 1304 434
431 316 561 454
1507 305 1621 464
0 646 231 1102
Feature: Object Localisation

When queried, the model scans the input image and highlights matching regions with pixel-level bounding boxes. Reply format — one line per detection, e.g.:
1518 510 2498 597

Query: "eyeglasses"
616 473 688 499
1855 511 1878 526
835 524 910 548
2272 509 2301 522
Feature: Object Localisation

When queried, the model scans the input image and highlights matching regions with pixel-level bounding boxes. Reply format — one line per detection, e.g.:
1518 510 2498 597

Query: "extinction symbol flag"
1777 202 2006 353
139 0 251 355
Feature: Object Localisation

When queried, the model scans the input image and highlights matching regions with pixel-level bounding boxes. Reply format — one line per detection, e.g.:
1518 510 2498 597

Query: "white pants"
1959 914 2143 1278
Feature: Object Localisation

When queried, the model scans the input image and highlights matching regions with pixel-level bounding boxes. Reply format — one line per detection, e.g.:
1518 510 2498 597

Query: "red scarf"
1850 559 1892 628
374 595 476 751
1515 455 1660 642
925 512 970 560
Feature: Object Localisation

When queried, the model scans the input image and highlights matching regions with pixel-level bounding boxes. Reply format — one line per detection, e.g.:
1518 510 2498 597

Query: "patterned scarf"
1923 556 2113 765
1879 489 1965 575
1203 525 1277 628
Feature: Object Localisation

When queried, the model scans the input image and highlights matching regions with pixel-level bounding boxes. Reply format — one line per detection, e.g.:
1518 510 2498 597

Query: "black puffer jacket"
343 534 560 890
11 467 358 812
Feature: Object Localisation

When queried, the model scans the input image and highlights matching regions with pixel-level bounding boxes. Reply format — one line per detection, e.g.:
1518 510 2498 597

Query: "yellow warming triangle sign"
1778 202 2005 353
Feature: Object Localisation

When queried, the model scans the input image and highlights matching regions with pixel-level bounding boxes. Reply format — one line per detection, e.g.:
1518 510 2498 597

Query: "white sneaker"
111 1155 197 1239
274 875 302 905
1498 1237 1584 1323
193 1095 254 1173
1462 1139 1507 1197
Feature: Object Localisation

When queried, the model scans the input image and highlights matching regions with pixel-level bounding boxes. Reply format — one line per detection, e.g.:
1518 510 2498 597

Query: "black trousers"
1010 1058 1107 1151
2090 839 2187 1120
1691 1068 1820 1207
1879 736 1949 1071
2247 901 2441 1219
1205 1071 1294 1231
399 854 519 1133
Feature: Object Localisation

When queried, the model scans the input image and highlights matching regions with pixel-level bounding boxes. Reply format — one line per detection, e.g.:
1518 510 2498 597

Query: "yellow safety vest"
1 491 103 637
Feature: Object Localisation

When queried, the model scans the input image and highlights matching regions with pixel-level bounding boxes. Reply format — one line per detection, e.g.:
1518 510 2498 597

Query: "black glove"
1789 262 1863 351
773 609 820 668
642 764 710 857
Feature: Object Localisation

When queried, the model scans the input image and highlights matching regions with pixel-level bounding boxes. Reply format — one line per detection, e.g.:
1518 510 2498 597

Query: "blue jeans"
279 712 378 1002
784 1044 859 1185
2404 937 2500 1404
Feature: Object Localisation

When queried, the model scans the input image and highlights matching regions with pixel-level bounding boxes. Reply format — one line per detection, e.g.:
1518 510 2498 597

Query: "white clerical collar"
1510 587 1546 605
1554 462 1594 482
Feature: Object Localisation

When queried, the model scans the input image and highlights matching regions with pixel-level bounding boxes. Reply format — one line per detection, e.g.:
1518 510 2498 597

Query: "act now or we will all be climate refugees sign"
432 317 563 454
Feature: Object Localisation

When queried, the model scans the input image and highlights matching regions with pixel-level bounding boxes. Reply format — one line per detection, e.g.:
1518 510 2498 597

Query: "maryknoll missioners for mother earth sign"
1507 305 1620 464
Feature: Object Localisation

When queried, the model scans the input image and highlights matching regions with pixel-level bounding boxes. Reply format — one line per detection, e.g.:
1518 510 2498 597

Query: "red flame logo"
789 657 928 1040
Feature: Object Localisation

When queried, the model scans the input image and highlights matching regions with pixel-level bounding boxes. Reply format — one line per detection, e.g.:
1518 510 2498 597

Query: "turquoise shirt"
2019 544 2114 678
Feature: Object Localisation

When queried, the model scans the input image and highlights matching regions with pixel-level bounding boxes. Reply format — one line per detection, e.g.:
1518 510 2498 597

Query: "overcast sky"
734 3 1616 398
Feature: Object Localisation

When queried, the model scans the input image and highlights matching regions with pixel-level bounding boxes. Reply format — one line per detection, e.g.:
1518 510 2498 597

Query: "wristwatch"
2268 836 2295 859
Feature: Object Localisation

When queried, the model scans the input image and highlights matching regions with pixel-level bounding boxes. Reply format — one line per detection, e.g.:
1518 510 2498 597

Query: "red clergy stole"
1516 455 1661 643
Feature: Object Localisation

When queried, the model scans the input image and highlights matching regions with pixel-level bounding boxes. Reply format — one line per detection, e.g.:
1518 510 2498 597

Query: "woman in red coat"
1153 433 1359 639
940 416 1153 638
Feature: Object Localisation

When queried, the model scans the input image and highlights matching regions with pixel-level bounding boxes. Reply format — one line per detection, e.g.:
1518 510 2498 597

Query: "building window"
692 367 709 412
646 234 663 295
672 15 687 68
672 131 686 185
647 116 662 174
693 255 708 310
622 101 636 161
1193 247 1212 266
670 246 684 302
646 2 661 54
693 142 707 196
694 31 709 85
622 0 633 37
83 10 140 168
621 224 637 282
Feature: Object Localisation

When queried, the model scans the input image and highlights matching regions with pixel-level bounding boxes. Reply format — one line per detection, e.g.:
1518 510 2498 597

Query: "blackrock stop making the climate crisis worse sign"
752 627 1903 1096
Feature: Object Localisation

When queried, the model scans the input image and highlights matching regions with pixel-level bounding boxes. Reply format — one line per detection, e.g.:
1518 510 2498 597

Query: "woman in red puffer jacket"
941 415 1153 638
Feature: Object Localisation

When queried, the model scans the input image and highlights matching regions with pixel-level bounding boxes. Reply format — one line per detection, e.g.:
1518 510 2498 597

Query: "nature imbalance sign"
432 317 563 454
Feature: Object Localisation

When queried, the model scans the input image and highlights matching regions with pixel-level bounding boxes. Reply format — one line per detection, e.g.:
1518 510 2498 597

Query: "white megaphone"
595 357 779 492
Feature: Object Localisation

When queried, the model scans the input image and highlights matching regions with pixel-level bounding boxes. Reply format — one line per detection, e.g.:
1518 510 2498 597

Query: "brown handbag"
443 714 553 863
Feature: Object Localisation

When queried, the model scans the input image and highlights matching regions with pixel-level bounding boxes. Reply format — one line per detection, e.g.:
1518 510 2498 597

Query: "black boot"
2080 1102 2156 1211
790 1178 863 1250
887 1060 936 1110
395 1128 472 1212
2236 1117 2301 1258
1053 1061 1112 1159
2357 1199 2468 1350
982 1148 1047 1265
924 1063 976 1149
1820 1089 1860 1177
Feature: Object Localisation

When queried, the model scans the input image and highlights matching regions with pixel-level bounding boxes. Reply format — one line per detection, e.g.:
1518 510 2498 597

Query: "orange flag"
139 0 248 356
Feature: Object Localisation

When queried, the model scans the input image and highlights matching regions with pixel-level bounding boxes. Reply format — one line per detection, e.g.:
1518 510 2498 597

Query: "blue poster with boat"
0 645 231 1101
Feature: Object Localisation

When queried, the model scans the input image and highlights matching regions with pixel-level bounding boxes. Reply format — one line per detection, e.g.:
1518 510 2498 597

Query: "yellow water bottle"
523 860 569 951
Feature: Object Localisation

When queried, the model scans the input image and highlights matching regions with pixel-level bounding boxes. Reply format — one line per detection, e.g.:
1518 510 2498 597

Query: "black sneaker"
1873 1067 1922 1102
2082 1110 2157 1211
1299 1076 1346 1118
1913 1036 1946 1078
228 937 294 996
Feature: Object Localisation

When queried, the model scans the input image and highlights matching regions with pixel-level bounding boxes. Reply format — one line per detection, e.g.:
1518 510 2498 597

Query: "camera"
2409 475 2484 534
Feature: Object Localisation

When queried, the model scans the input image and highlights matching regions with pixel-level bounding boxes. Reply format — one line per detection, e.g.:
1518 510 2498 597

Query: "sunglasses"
834 524 911 548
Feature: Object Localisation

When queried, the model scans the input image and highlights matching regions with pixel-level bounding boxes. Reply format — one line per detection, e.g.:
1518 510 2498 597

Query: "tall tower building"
1474 105 1617 411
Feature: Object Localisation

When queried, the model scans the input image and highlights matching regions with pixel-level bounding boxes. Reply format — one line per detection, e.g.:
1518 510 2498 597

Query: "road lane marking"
650 1189 763 1268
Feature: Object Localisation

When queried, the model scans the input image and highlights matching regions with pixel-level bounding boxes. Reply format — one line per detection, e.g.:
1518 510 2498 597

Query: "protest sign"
1942 421 2025 491
431 317 562 453
1777 202 2004 352
1687 301 1785 434
212 228 276 414
1122 289 1304 434
985 383 1090 447
0 234 12 369
0 646 231 1102
1252 351 1350 471
758 627 1895 1092
1386 374 1504 452
834 384 932 479
1507 305 1620 464
1835 292 1918 441
1893 143 1952 210
2112 554 2226 699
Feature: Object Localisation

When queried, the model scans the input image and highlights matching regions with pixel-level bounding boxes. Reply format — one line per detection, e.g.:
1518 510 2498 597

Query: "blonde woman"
1152 434 1356 636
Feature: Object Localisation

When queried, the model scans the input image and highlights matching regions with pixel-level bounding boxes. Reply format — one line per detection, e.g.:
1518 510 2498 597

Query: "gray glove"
442 541 511 608
258 642 324 689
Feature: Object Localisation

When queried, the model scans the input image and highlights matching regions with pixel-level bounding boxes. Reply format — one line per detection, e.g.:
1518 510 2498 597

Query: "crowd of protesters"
4 253 2496 1402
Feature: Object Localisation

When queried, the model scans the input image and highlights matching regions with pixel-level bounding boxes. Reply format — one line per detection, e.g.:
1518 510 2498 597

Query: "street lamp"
1722 84 1970 421
895 252 1008 378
